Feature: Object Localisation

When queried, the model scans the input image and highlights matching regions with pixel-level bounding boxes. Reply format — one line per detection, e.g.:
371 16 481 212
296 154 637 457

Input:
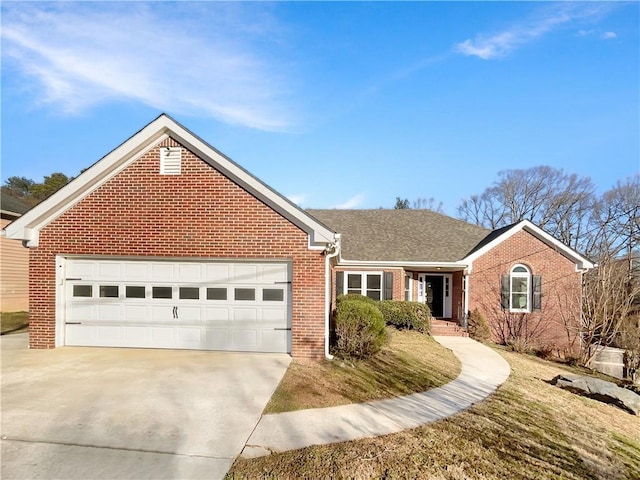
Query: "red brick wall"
29 137 327 358
468 229 582 355
451 271 463 322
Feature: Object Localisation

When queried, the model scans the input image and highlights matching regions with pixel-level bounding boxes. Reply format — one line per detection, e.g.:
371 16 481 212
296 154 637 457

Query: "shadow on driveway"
1 334 290 479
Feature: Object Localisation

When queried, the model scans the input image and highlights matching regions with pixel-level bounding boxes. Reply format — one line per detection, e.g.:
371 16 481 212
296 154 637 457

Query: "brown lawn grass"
0 311 29 335
264 328 461 413
229 346 640 479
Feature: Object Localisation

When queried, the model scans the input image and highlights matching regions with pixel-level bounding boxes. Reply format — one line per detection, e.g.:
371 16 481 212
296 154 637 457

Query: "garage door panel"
261 264 288 283
97 305 121 321
67 304 94 322
261 330 288 353
177 306 202 321
233 308 257 321
232 329 258 348
64 259 291 353
204 264 231 283
177 327 202 344
177 263 202 282
124 263 149 280
96 325 123 343
204 307 229 321
123 304 147 322
151 263 174 281
97 262 121 279
67 261 95 279
65 325 96 345
233 265 258 284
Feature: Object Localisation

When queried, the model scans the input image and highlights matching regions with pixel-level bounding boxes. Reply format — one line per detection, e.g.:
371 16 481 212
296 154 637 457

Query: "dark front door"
424 275 443 317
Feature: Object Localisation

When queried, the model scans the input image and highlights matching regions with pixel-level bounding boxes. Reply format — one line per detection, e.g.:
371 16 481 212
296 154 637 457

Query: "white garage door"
63 258 291 353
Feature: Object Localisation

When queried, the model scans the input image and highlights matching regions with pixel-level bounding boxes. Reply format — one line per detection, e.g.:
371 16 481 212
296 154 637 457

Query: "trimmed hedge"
337 293 377 305
377 300 431 333
334 296 387 359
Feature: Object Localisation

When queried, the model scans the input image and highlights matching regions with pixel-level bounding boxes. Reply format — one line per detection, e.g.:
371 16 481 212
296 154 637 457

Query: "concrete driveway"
1 333 290 479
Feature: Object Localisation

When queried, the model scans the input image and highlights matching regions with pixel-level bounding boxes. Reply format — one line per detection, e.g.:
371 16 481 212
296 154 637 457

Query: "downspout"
324 234 341 360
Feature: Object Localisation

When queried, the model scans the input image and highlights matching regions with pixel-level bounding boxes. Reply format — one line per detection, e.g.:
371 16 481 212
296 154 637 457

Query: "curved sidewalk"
242 336 510 458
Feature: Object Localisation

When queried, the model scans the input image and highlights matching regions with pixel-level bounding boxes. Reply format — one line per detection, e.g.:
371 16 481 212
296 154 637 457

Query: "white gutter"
336 259 469 270
324 234 341 360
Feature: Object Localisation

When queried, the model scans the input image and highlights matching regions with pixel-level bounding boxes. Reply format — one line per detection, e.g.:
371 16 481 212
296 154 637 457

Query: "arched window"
510 264 531 311
501 265 542 312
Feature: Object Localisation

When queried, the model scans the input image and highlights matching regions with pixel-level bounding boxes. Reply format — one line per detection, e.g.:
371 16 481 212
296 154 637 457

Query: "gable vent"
160 147 182 175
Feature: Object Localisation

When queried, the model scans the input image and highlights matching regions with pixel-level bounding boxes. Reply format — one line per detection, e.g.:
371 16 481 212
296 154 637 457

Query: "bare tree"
458 166 595 251
412 197 445 213
578 175 640 370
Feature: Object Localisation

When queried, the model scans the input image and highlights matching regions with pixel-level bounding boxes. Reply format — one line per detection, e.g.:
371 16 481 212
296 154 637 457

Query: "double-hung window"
501 265 541 312
345 272 382 300
510 265 530 311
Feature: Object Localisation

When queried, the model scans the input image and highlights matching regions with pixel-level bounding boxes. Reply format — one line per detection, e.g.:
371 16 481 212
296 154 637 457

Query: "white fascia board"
4 114 337 248
462 220 595 271
163 117 336 247
4 126 169 244
337 259 469 271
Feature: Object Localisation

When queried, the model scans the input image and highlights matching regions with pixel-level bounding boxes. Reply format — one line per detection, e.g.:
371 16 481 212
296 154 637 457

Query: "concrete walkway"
242 336 510 457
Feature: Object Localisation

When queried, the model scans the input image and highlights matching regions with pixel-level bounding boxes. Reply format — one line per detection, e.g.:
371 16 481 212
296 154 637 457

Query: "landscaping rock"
551 373 640 415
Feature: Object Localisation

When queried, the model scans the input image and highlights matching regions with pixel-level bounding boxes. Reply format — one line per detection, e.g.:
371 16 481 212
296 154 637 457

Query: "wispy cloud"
455 3 618 60
601 31 617 40
287 193 307 206
332 193 365 209
1 3 295 131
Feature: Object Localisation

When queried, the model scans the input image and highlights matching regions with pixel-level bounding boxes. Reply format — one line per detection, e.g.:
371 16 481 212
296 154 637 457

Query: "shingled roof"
307 209 491 262
1 193 31 218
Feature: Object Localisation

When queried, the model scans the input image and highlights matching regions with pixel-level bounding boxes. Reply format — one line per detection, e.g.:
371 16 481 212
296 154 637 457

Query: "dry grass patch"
0 312 29 335
229 347 640 479
264 328 460 413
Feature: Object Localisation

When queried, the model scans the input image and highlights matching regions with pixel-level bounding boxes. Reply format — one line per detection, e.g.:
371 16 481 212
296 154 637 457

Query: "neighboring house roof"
307 209 490 263
4 114 336 248
1 193 31 219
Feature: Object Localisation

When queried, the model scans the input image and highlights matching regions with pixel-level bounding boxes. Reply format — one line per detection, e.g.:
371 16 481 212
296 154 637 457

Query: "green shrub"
337 293 377 305
377 300 430 333
334 297 387 359
467 308 491 342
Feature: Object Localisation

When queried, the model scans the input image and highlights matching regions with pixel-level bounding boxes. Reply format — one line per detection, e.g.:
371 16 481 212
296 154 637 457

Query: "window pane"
126 286 146 298
512 277 528 293
207 288 227 300
263 289 284 301
513 266 528 273
234 288 255 301
367 275 381 290
347 274 362 289
346 289 361 295
152 286 173 299
179 287 199 300
99 285 119 298
366 290 381 301
512 293 528 309
405 276 410 289
73 285 92 297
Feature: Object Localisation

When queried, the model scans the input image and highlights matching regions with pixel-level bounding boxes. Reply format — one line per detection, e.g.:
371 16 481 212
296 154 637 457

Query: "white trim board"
462 220 594 272
5 114 336 249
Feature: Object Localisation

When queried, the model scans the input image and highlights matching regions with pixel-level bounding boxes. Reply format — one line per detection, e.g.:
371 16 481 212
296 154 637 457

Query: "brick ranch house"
3 115 594 358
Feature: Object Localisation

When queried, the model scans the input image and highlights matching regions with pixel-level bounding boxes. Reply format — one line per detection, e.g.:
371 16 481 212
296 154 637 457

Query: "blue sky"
2 1 638 214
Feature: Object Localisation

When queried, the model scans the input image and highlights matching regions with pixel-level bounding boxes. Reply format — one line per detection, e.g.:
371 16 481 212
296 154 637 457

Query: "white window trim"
344 271 383 300
510 264 531 313
405 274 413 301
